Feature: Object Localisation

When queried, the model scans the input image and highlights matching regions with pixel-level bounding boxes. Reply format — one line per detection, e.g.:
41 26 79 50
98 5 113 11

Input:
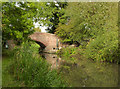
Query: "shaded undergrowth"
2 41 66 87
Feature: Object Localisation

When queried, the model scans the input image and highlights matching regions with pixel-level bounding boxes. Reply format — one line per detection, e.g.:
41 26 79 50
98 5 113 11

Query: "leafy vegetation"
56 2 118 44
34 27 41 32
2 2 68 87
85 31 119 63
5 41 65 87
55 2 119 63
57 46 77 63
35 2 67 33
2 56 24 87
2 1 119 87
2 2 37 44
2 2 67 45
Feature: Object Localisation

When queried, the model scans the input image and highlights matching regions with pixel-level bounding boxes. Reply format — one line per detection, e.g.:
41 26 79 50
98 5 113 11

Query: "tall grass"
8 41 65 87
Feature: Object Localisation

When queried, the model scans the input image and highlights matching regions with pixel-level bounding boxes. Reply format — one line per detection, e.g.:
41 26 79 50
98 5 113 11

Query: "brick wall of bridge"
29 32 61 52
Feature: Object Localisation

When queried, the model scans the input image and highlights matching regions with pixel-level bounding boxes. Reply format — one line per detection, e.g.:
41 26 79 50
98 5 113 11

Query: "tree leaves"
56 2 118 45
2 2 37 44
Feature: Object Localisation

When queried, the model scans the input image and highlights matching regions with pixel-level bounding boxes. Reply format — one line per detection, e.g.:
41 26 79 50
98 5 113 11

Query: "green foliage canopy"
2 2 38 44
35 2 67 33
2 2 67 45
56 2 118 45
55 2 119 63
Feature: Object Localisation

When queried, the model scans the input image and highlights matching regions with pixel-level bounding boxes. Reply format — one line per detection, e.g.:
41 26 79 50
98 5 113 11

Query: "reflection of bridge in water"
29 32 62 53
41 53 62 69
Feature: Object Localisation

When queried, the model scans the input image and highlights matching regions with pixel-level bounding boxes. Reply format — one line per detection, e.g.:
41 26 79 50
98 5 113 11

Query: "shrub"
9 41 66 87
57 47 77 63
84 31 119 63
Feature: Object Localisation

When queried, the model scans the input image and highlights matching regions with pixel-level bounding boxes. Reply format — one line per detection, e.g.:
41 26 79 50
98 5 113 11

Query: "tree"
2 2 37 45
55 2 119 63
2 1 67 43
55 2 118 46
35 2 67 34
2 1 67 46
34 27 41 32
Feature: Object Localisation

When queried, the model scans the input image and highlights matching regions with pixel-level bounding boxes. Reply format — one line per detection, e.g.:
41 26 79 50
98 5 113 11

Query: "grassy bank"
2 41 66 87
2 56 25 87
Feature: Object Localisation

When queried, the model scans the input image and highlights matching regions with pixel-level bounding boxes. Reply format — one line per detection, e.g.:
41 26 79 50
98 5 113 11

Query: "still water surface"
41 53 118 87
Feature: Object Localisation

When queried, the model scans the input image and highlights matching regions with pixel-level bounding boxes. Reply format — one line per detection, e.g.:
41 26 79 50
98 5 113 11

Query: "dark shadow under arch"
35 41 46 53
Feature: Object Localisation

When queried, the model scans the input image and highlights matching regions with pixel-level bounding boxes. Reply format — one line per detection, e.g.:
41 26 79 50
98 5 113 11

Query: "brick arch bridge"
29 32 61 53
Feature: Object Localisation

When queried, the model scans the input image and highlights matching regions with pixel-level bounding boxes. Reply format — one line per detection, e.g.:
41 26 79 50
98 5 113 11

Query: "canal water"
40 53 61 69
41 53 118 87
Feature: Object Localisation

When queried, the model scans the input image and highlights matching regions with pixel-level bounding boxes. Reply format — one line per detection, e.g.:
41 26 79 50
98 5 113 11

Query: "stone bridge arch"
29 32 61 53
